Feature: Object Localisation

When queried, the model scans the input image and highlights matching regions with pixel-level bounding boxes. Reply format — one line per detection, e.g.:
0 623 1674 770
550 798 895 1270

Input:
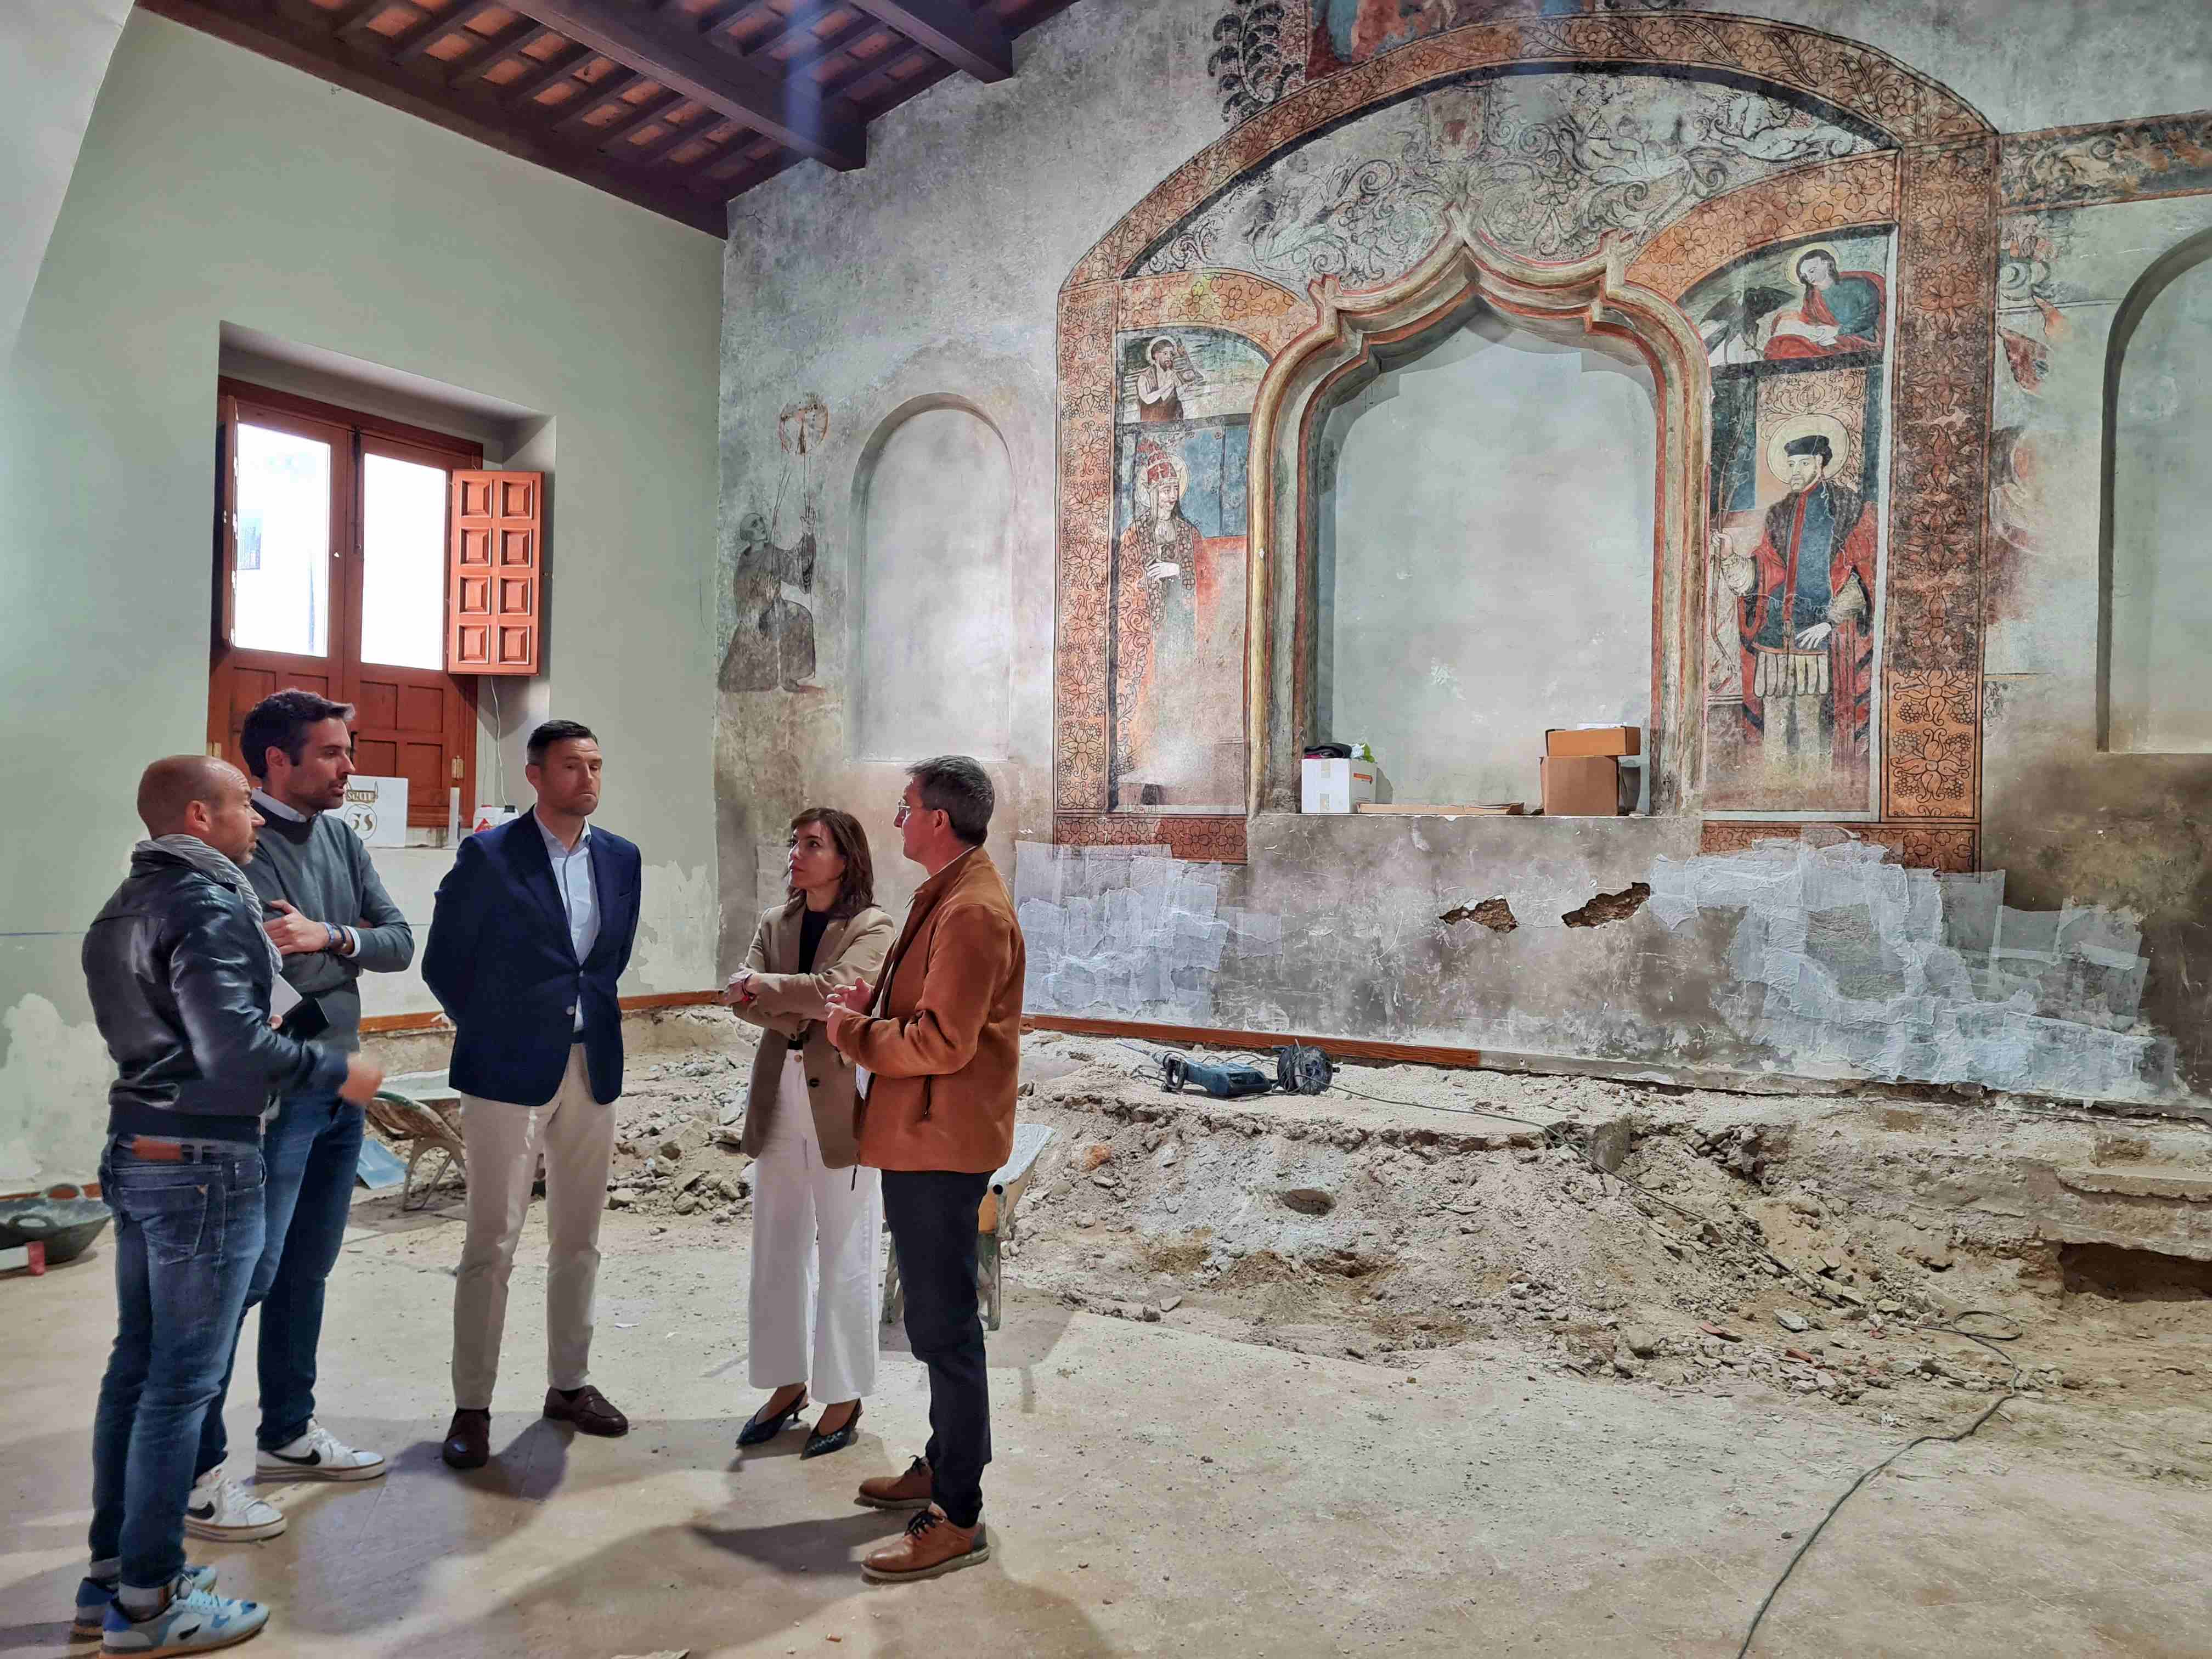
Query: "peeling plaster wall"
1 14 721 1187
716 0 2212 1104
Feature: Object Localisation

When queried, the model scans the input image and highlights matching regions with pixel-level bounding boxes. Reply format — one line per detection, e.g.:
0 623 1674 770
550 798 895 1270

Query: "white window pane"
361 454 448 670
232 424 330 657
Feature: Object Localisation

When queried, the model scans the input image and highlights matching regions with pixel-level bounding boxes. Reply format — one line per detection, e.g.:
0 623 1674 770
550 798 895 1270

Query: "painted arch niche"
1245 215 1708 815
1313 300 1657 807
2106 229 2212 754
853 401 1014 761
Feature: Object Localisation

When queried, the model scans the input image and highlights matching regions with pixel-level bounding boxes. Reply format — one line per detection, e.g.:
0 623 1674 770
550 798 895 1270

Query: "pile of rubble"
604 1052 757 1221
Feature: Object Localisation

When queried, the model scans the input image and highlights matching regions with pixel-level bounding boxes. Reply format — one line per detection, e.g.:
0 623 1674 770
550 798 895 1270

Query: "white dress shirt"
535 810 599 1030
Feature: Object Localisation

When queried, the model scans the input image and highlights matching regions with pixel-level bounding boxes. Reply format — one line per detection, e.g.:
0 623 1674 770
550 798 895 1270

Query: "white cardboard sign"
338 777 408 847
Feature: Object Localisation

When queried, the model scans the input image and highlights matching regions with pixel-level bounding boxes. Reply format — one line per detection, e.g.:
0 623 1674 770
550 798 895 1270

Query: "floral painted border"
1699 820 1977 872
2000 112 2212 212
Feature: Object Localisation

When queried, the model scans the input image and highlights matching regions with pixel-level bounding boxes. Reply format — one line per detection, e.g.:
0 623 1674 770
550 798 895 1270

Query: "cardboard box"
1541 755 1623 816
1301 757 1377 814
1545 725 1641 759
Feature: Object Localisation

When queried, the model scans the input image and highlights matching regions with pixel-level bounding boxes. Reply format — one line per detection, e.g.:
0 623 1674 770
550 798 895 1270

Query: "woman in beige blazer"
722 808 895 1457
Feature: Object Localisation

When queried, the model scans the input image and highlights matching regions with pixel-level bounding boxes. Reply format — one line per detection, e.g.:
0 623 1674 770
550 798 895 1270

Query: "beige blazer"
729 898 895 1169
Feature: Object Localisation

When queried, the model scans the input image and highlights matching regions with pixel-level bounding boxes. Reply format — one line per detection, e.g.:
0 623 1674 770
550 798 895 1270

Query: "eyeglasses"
893 800 936 827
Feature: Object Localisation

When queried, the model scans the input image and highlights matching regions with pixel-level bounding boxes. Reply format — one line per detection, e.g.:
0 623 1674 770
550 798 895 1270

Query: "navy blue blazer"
422 814 641 1107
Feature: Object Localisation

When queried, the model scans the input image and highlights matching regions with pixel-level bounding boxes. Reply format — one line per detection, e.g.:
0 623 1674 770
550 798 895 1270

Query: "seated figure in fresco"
1113 443 1244 808
1760 248 1884 358
1720 424 1875 786
719 510 818 693
1135 337 1188 422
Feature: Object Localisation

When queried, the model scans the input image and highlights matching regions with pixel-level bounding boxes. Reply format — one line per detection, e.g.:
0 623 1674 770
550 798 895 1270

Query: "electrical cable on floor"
1732 1311 2024 1657
1074 1034 2069 1651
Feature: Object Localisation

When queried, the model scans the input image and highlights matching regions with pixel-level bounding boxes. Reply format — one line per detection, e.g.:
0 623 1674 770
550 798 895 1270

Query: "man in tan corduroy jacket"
826 755 1023 1584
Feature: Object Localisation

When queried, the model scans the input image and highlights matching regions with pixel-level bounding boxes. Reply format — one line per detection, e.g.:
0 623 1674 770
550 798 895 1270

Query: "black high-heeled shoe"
736 1391 809 1448
801 1401 862 1459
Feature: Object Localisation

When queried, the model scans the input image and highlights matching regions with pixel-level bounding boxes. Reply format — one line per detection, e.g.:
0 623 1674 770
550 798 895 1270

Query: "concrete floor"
4 1201 2207 1658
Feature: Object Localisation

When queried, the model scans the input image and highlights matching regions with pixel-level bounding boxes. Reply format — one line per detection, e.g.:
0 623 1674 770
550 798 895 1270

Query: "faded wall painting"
720 396 825 693
1306 1 1544 79
1692 230 1894 814
1108 326 1266 812
1139 73 1876 283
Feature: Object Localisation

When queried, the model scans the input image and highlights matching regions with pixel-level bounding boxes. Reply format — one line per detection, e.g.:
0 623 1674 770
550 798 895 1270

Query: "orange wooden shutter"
213 393 240 646
448 470 541 675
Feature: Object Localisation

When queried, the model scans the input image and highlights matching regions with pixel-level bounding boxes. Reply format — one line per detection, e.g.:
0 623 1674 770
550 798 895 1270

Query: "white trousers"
452 1046 616 1409
748 1052 882 1403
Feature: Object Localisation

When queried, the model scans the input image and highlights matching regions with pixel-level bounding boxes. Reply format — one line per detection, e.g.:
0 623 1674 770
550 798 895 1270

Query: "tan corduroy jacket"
838 847 1024 1175
728 898 895 1169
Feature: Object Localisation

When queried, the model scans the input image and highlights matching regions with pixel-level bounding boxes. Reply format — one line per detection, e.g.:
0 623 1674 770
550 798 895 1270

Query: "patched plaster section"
631 860 718 995
0 994 112 1186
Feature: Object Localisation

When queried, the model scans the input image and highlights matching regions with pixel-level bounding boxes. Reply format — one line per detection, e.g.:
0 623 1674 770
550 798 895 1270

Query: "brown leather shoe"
855 1455 934 1510
543 1385 629 1437
442 1408 490 1470
861 1509 990 1582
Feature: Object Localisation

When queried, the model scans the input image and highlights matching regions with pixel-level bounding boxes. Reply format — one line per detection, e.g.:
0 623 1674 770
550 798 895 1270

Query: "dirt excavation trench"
380 1011 2212 1495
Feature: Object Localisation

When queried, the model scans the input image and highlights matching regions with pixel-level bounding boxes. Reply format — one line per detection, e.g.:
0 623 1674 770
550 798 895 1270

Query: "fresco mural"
1306 1 1544 80
1138 73 1877 283
719 395 826 693
1108 326 1267 813
1692 230 1893 813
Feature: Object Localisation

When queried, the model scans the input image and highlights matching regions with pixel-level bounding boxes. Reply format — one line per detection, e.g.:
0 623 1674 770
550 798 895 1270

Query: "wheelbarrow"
0 1184 114 1267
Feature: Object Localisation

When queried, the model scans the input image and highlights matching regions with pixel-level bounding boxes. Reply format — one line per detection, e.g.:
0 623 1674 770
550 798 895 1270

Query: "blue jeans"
91 1136 266 1592
196 1086 363 1475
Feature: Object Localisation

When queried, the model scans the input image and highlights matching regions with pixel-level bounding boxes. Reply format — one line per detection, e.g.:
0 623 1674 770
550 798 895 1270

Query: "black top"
798 905 832 974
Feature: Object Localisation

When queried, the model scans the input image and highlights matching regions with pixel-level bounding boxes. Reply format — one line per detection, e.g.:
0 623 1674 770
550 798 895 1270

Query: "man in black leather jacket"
72 755 381 1652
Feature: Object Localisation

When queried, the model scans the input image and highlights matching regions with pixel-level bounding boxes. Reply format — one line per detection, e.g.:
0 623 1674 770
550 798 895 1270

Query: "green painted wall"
0 12 724 1185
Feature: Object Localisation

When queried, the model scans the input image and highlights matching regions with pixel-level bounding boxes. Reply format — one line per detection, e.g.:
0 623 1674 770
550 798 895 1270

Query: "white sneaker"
255 1419 386 1483
100 1577 268 1655
183 1472 286 1542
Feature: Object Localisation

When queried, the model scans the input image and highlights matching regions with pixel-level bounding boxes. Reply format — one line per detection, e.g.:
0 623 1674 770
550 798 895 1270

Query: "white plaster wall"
0 13 723 1187
2109 256 2212 754
1317 318 1656 805
1705 0 2212 134
854 404 1015 761
0 0 130 369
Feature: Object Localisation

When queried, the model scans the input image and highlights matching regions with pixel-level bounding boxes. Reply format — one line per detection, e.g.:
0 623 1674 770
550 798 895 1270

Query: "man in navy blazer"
424 720 642 1469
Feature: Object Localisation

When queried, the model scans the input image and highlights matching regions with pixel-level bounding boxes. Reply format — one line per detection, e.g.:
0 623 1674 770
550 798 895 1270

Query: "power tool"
1157 1044 1337 1099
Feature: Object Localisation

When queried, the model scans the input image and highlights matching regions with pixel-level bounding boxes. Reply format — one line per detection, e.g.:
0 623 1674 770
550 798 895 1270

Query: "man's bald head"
137 756 261 864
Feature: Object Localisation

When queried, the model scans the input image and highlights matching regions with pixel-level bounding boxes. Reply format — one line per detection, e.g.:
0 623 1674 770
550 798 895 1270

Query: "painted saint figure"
1761 249 1884 359
1721 424 1875 783
719 510 818 693
1112 442 1244 808
1135 337 1193 422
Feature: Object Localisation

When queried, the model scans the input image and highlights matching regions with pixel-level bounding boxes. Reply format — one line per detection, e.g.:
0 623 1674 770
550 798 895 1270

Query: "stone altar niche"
1248 213 1705 815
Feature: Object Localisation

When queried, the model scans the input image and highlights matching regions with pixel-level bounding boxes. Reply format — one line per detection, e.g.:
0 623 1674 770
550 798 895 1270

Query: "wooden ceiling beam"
549 67 648 134
501 42 598 107
448 20 558 87
392 0 504 65
511 0 866 169
780 13 884 78
844 0 1008 82
592 89 691 149
138 0 725 234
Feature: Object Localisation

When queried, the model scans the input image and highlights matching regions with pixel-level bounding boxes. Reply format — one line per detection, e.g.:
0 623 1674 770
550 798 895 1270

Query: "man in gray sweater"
187 689 415 1542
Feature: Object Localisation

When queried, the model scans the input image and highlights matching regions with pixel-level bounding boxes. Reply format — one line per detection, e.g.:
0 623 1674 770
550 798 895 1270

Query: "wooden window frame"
210 378 483 830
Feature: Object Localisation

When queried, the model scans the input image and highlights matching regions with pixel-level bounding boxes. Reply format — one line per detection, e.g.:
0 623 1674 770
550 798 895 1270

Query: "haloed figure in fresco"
1762 247 1884 359
1114 439 1245 809
1720 417 1875 792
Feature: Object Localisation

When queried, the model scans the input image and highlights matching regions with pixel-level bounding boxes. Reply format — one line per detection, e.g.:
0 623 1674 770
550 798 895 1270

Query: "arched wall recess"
851 396 1017 762
2101 226 2212 755
1245 213 1711 815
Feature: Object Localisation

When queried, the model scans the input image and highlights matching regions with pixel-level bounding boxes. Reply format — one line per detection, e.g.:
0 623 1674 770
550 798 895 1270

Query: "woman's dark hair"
787 808 875 919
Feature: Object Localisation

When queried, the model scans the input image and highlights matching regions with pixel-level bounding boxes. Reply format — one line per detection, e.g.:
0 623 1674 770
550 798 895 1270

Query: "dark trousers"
195 1086 363 1475
883 1169 993 1528
91 1137 266 1590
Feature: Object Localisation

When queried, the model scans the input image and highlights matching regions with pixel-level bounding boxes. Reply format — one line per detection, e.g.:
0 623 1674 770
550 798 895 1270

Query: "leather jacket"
82 844 348 1141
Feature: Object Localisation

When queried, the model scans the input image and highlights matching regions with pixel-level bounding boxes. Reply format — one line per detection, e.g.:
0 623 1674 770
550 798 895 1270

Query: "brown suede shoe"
861 1509 990 1583
855 1456 934 1510
442 1408 490 1470
543 1385 629 1436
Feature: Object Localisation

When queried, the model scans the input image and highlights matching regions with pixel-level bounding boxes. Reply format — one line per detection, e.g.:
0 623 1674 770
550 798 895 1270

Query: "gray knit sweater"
244 808 415 1053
